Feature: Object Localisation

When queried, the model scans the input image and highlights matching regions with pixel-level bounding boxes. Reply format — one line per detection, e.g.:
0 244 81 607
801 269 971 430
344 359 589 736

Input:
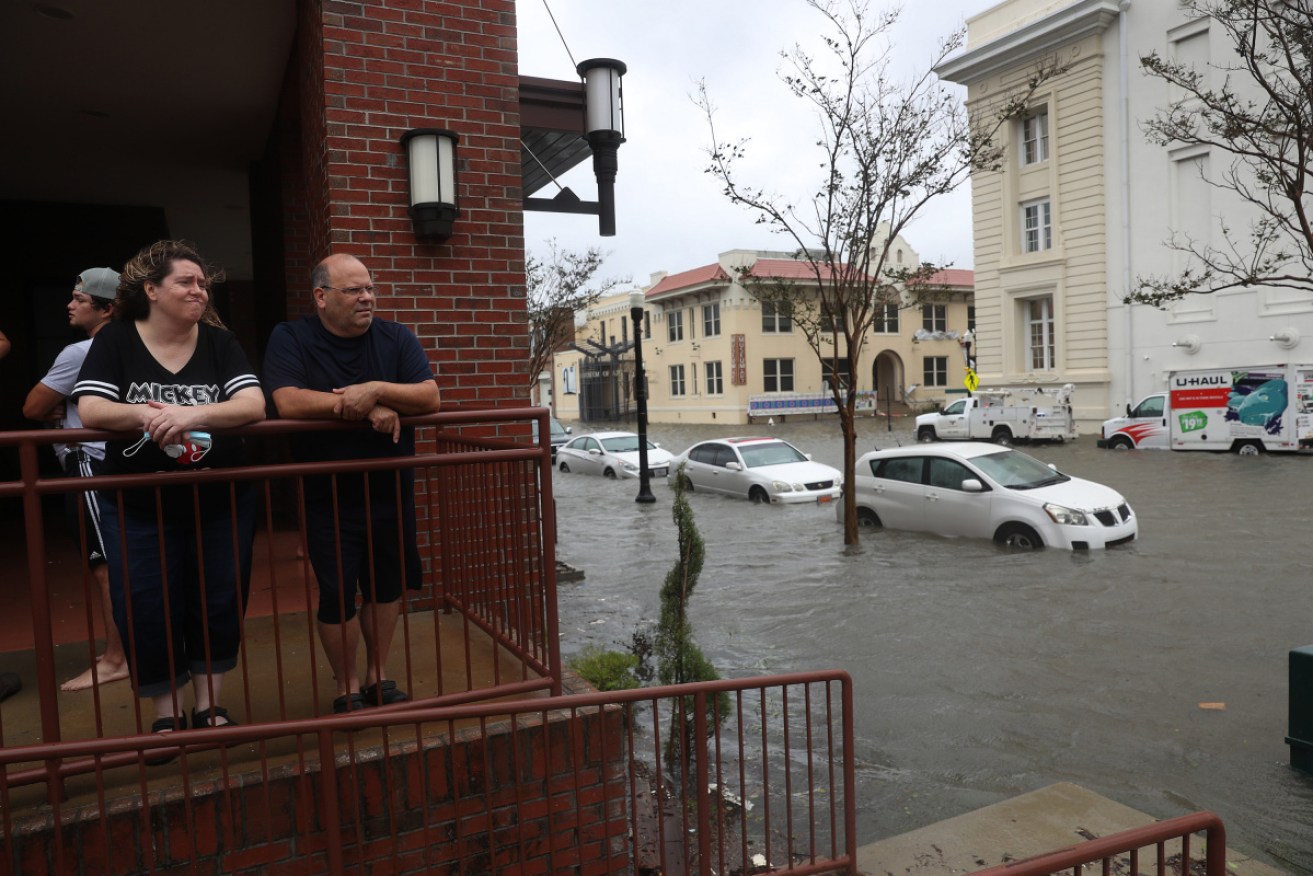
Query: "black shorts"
305 509 422 624
62 450 107 567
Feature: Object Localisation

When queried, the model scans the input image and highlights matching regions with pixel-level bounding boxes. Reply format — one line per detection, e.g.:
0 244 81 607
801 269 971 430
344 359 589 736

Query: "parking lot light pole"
630 290 655 503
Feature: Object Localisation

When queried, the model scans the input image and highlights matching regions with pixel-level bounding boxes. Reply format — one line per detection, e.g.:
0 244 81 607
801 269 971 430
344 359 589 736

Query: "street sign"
964 368 979 392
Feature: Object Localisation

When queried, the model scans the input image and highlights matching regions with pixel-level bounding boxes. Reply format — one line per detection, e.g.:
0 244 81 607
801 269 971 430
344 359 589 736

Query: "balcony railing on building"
0 410 860 874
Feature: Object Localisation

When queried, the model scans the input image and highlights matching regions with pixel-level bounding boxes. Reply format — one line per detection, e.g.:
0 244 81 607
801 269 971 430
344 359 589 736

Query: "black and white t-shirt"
73 320 260 507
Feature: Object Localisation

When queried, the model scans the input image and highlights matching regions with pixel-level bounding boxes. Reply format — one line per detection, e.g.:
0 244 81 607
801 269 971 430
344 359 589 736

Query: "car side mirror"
961 478 984 493
805 453 813 460
566 426 573 434
1125 404 1131 417
725 461 742 472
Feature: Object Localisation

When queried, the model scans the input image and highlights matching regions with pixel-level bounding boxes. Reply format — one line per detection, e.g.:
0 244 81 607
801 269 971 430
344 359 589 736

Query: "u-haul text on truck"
1099 364 1313 454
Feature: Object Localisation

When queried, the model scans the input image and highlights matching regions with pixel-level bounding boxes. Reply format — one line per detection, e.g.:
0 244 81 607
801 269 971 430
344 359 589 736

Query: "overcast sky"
517 0 1000 289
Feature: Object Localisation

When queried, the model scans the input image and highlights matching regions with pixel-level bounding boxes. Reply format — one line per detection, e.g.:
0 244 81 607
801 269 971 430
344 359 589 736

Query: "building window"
667 309 684 343
702 302 721 337
873 304 900 333
921 304 946 332
705 360 723 395
643 311 650 339
823 357 852 392
1027 296 1056 370
1022 198 1052 253
762 300 792 333
923 356 948 387
1021 110 1049 165
967 306 976 332
763 358 794 392
669 364 686 396
687 307 696 340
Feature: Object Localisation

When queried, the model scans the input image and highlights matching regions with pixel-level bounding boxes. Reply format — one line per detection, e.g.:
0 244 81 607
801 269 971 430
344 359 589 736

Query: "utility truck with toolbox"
916 384 1077 446
1098 364 1313 454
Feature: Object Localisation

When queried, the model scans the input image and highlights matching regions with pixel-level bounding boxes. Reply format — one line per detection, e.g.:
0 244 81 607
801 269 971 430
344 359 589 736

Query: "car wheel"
1109 435 1134 450
856 507 882 528
991 427 1014 446
749 486 770 504
558 461 570 473
603 467 617 478
680 475 695 492
917 427 936 443
995 522 1042 549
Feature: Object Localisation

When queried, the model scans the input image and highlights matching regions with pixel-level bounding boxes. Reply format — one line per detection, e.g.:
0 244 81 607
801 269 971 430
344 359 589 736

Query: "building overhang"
935 0 1122 85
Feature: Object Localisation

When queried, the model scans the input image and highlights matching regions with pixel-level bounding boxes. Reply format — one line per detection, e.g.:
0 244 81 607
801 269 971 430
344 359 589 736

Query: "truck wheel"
991 427 1014 446
995 523 1042 549
1108 435 1134 450
1235 441 1264 456
856 507 882 528
917 427 936 443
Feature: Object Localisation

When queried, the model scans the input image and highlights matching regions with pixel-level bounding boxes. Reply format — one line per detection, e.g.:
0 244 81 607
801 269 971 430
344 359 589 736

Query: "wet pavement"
548 416 1313 873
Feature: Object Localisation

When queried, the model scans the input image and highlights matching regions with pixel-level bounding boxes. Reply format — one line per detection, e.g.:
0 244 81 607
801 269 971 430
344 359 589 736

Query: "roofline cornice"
934 0 1122 85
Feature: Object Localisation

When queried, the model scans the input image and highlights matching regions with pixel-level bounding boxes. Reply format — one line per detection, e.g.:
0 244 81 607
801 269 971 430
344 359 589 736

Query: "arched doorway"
873 350 904 409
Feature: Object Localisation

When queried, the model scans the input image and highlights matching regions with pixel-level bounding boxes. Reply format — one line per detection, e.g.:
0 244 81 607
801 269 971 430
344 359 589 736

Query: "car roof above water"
862 442 1013 462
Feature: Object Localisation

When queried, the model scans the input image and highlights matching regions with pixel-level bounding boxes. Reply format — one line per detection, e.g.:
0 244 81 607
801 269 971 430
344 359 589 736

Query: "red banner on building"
731 334 746 385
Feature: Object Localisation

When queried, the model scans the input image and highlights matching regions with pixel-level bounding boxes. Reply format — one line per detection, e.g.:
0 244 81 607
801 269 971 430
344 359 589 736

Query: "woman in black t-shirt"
75 241 263 754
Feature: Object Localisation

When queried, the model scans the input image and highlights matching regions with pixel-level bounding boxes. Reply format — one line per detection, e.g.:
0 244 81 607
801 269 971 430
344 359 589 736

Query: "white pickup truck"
915 384 1078 445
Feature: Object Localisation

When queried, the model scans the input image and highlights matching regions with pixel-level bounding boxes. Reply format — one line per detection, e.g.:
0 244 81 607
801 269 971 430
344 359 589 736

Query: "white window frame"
923 356 948 388
667 309 684 343
669 364 686 396
1026 296 1056 371
921 304 947 332
705 360 724 395
1021 198 1052 253
1021 111 1049 165
873 304 899 334
702 302 720 337
763 358 794 392
761 300 792 333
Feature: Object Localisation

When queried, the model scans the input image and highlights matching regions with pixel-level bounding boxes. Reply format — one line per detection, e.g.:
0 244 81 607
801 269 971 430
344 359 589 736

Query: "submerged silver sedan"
556 431 674 479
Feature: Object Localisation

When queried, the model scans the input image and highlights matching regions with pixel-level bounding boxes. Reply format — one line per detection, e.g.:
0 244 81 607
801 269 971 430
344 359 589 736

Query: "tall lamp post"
630 290 655 503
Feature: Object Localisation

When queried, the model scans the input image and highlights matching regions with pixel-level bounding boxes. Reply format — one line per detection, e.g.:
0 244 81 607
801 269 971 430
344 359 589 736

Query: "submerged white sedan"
849 442 1136 549
556 431 674 479
667 437 842 504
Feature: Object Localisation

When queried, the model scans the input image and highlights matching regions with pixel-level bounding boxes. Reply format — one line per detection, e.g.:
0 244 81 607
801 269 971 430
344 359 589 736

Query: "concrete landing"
856 783 1285 876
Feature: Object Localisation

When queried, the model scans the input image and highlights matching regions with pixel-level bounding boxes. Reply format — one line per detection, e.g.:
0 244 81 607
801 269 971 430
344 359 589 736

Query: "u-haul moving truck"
1098 364 1313 453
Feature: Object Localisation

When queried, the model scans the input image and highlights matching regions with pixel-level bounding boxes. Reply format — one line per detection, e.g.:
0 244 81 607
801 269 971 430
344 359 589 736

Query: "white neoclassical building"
936 0 1312 427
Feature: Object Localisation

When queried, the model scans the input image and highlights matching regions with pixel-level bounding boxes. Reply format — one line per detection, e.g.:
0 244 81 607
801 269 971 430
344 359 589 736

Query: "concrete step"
856 783 1284 876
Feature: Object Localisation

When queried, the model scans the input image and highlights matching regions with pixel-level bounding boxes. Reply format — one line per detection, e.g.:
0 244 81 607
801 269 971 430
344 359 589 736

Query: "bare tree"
1132 0 1312 305
697 0 1053 545
525 240 621 402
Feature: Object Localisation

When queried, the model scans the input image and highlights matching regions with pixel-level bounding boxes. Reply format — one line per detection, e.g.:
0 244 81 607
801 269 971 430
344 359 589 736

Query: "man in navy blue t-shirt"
263 254 441 714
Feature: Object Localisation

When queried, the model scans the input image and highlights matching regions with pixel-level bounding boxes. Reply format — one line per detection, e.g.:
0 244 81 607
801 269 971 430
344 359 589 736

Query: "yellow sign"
964 368 979 392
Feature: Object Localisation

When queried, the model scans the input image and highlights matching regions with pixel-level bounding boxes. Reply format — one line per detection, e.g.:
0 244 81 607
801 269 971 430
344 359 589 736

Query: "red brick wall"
285 0 531 409
7 705 628 875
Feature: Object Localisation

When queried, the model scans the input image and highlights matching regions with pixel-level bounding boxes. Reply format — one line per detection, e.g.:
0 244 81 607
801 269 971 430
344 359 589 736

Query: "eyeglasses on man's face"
324 285 378 298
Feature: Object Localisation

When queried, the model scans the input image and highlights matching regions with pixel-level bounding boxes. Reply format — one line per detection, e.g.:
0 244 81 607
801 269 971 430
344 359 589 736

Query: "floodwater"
548 416 1313 873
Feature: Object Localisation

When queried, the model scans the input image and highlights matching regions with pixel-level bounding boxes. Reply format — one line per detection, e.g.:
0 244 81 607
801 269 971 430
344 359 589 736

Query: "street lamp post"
630 290 655 503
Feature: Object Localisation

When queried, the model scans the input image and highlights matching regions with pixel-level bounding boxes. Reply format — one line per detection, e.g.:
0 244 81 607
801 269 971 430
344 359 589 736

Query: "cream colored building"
936 0 1313 427
552 239 974 426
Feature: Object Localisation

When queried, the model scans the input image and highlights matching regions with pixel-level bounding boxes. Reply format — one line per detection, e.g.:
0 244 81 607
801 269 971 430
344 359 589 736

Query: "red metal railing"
0 670 857 874
967 811 1227 876
0 409 561 799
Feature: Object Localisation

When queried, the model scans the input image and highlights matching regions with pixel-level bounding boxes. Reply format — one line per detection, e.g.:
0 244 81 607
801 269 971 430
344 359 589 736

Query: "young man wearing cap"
23 268 128 691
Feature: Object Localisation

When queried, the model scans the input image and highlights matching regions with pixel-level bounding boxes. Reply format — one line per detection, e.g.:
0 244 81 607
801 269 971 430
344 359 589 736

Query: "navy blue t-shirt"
262 315 435 510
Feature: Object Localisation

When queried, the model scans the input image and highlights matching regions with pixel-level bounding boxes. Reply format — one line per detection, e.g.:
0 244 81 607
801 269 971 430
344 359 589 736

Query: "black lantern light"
578 58 627 237
400 128 459 240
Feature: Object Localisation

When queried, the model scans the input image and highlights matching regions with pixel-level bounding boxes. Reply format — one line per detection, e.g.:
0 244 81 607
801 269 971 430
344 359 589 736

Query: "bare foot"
61 656 130 692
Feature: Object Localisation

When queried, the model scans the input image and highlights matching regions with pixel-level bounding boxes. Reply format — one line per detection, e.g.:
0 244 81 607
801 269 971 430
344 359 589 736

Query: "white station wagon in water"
849 443 1136 550
668 437 842 504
